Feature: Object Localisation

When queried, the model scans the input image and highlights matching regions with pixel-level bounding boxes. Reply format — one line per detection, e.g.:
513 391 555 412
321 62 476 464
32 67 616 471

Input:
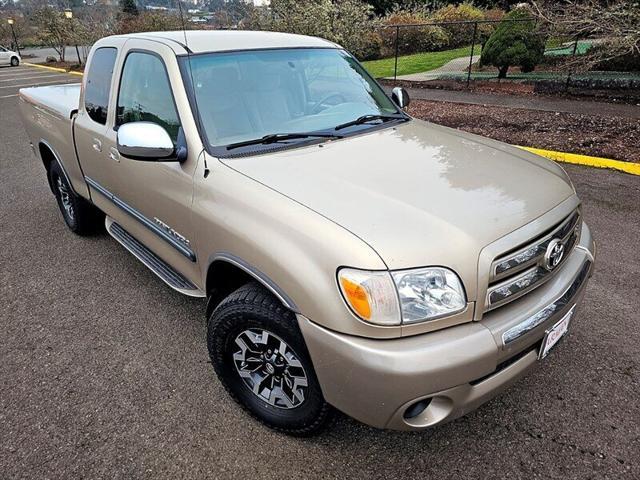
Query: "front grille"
485 210 581 312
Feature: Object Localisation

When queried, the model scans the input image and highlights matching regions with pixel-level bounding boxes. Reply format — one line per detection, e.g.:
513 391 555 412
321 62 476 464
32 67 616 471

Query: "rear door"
79 38 202 287
74 41 123 214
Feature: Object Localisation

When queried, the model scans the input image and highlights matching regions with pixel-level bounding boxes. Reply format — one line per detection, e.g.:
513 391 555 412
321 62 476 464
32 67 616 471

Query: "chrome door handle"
92 138 102 152
109 147 120 162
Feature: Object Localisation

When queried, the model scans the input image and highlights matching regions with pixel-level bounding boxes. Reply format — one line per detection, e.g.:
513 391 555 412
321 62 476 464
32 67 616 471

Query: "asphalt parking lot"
1 65 639 479
0 64 80 100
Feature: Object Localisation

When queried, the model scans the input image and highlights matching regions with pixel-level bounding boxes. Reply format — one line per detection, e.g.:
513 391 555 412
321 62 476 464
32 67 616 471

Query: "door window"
84 47 117 125
116 52 180 143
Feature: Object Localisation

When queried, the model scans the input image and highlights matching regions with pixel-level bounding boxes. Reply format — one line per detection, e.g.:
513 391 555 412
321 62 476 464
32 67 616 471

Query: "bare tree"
32 7 75 61
532 0 640 67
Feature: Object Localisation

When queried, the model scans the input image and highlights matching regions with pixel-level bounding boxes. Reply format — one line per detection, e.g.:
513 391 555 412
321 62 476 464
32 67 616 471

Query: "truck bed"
18 83 89 199
19 83 81 119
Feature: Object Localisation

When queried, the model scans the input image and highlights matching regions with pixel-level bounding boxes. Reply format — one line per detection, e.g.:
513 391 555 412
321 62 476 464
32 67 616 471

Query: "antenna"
176 0 210 177
175 0 189 48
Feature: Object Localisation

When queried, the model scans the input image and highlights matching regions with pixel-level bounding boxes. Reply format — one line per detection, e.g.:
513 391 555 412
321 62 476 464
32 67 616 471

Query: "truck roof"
113 30 338 54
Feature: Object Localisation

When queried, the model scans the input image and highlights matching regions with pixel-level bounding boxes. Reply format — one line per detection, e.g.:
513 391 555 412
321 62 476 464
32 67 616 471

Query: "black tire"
10 57 19 67
49 160 103 235
207 282 334 436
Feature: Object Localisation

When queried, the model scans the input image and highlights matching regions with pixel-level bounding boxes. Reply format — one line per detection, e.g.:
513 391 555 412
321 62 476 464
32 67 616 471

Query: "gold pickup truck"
19 30 595 435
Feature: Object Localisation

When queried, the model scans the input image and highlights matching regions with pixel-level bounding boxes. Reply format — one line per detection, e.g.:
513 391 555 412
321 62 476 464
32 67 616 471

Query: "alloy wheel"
56 175 75 221
233 328 308 409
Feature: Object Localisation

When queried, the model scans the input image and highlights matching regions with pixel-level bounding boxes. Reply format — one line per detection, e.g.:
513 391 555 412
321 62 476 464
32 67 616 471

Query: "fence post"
467 21 478 88
565 34 580 90
393 25 400 81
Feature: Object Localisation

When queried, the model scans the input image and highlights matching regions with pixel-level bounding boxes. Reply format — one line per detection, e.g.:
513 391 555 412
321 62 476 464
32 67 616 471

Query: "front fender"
192 160 401 338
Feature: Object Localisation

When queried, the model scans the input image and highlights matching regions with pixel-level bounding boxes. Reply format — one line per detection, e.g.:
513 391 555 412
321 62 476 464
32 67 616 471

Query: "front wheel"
10 57 19 67
207 283 333 436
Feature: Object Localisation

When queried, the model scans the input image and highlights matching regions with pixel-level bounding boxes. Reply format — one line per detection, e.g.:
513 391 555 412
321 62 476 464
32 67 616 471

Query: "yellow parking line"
22 62 83 76
518 146 640 176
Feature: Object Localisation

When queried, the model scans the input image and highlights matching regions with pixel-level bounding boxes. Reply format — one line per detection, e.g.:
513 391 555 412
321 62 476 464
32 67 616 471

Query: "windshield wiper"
334 114 406 131
226 132 343 150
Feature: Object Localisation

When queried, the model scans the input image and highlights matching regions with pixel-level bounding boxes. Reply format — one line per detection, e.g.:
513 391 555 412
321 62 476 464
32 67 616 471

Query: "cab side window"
116 52 180 143
84 47 117 125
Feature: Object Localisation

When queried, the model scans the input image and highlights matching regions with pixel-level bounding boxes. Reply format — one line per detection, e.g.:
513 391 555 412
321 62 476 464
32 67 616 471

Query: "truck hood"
221 120 574 293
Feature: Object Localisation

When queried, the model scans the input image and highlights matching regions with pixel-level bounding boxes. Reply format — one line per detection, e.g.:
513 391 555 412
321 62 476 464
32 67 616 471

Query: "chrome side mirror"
117 122 176 161
391 87 410 110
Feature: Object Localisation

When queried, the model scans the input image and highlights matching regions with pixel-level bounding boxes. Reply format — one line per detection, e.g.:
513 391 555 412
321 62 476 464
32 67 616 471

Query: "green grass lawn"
362 45 478 78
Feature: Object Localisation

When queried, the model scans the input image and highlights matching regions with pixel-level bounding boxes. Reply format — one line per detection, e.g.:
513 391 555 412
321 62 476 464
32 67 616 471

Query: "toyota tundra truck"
18 30 595 435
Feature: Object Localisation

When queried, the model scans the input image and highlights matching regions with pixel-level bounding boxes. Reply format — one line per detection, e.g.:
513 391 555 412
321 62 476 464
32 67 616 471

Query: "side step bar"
106 217 205 298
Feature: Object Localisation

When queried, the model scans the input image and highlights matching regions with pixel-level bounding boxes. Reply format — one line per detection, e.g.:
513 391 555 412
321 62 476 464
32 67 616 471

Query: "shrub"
380 10 450 57
46 56 57 63
478 8 506 44
117 11 185 35
359 31 384 61
431 3 485 48
480 7 545 78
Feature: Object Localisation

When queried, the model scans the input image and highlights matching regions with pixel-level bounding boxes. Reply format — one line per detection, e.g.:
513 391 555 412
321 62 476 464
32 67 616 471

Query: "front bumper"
298 222 595 430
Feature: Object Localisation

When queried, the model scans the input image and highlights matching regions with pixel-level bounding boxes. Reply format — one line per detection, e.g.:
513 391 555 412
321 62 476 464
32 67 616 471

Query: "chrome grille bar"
491 211 580 283
485 210 580 312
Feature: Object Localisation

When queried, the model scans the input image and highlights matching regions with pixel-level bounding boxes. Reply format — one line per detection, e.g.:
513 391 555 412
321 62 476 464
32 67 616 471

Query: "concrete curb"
23 62 84 76
518 146 640 176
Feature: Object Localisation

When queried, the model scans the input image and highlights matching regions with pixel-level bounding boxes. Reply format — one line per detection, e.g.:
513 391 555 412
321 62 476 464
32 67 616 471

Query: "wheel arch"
38 140 79 197
38 140 61 194
205 253 299 319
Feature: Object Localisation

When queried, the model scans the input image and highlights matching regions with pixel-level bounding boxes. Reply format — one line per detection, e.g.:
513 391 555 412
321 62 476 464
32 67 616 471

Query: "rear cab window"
84 47 118 125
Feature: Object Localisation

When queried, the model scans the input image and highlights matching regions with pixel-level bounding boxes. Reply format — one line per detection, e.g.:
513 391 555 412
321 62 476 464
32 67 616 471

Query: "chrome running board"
105 217 205 298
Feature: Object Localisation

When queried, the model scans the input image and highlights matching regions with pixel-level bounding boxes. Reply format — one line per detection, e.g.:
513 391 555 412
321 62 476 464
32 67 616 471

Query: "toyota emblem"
544 238 565 271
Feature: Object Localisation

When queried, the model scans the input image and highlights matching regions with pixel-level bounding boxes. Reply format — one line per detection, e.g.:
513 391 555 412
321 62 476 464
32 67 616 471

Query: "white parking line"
0 93 19 99
0 79 79 89
0 68 64 75
0 72 60 79
0 73 71 83
0 68 38 77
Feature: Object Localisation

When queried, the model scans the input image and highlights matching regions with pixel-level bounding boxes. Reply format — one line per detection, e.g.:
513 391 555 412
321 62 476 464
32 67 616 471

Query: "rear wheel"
207 282 333 436
10 57 19 67
49 160 102 235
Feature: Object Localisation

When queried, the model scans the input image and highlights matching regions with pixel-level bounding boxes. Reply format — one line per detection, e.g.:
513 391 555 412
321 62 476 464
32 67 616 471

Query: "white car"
0 45 21 66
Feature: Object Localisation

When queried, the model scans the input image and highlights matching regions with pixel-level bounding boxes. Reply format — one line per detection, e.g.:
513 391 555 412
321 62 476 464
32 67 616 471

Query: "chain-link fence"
358 18 640 93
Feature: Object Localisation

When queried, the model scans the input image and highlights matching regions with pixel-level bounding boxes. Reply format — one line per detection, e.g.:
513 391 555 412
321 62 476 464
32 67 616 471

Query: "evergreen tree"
480 7 545 78
120 0 139 16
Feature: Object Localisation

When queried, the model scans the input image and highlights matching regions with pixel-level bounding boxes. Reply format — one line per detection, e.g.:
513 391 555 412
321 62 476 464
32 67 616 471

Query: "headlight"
392 267 466 323
338 267 466 326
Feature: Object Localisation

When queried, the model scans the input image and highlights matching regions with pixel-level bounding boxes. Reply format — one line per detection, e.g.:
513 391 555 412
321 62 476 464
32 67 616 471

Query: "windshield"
180 48 402 153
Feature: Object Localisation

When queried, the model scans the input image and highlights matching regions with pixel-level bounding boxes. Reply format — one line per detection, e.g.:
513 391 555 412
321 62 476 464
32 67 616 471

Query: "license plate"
539 305 575 359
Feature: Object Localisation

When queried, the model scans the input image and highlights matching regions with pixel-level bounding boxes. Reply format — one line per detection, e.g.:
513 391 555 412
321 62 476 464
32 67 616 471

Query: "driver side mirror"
117 122 178 161
391 87 410 110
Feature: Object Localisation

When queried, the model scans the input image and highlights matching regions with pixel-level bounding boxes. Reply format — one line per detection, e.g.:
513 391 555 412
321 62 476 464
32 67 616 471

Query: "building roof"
119 30 338 54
